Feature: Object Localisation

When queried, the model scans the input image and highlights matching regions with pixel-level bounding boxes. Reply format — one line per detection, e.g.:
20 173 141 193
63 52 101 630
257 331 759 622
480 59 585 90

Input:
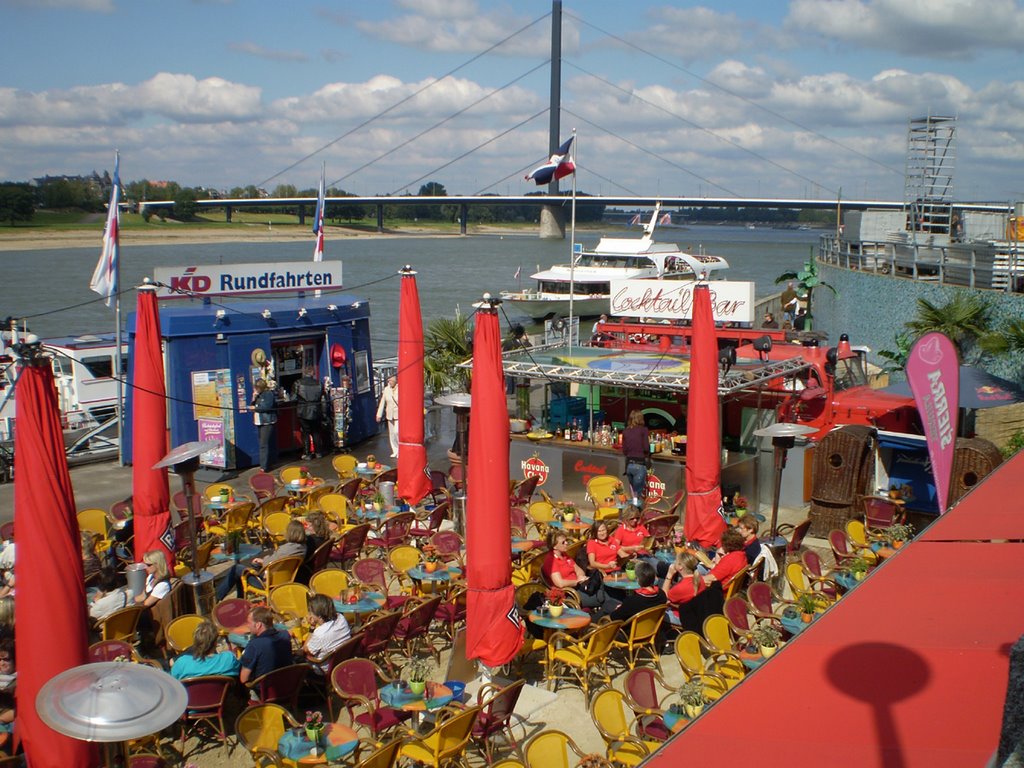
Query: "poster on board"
191 369 236 468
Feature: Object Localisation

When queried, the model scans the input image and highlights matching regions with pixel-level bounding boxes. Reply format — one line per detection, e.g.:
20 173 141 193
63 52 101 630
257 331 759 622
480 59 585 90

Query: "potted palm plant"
751 623 782 658
677 678 708 719
403 658 432 697
797 593 818 623
849 556 870 581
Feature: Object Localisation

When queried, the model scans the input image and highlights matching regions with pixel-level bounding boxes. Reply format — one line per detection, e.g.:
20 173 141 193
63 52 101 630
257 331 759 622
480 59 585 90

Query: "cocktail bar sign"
609 279 755 323
153 261 344 298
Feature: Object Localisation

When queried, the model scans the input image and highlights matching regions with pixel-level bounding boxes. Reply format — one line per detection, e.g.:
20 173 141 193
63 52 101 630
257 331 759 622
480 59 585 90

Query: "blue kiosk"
124 269 379 471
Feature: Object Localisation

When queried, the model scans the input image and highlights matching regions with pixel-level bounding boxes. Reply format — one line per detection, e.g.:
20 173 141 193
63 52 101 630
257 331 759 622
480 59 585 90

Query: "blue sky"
1 0 1023 202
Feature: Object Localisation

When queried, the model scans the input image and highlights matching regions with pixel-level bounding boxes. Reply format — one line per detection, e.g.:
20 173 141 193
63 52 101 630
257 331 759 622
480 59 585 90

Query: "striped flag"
524 136 575 185
89 151 120 307
629 213 641 226
659 212 672 226
312 162 325 262
513 265 521 280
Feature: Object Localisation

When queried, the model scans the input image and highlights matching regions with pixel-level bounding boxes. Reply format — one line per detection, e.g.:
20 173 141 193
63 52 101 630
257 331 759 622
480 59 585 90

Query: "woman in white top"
303 593 351 672
135 549 172 607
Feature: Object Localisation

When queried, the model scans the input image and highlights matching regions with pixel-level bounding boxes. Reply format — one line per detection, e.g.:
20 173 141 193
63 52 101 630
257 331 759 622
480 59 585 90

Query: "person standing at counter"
294 367 326 460
375 375 399 459
250 379 277 472
621 410 650 507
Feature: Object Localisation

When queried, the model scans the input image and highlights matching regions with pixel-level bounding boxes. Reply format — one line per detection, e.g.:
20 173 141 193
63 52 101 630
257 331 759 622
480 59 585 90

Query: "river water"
1 224 820 358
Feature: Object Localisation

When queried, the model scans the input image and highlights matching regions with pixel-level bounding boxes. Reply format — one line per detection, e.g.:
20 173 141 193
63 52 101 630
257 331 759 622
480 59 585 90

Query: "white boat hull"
500 293 610 320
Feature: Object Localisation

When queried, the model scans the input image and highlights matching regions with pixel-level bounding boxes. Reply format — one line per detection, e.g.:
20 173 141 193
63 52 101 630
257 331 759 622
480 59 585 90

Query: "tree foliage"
774 249 837 330
423 314 472 395
172 187 199 221
905 291 992 363
0 183 35 226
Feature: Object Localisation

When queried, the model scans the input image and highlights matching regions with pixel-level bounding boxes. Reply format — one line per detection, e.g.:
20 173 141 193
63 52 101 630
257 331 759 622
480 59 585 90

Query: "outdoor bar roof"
645 448 1024 767
459 344 813 396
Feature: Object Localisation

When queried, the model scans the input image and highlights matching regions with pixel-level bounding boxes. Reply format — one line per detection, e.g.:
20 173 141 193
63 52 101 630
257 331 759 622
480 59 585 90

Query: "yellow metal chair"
262 512 293 545
702 613 741 654
309 569 349 599
586 475 622 508
546 620 622 695
527 501 555 538
590 687 659 767
100 604 146 643
205 502 256 539
785 561 839 604
269 582 311 621
397 705 481 768
203 484 238 502
353 737 403 768
279 466 306 485
675 631 741 694
242 556 304 603
612 604 667 671
333 454 359 481
165 614 204 654
235 702 299 768
387 544 422 595
174 538 216 578
845 520 880 564
77 507 111 538
594 505 622 523
524 730 597 768
318 493 352 529
511 550 547 588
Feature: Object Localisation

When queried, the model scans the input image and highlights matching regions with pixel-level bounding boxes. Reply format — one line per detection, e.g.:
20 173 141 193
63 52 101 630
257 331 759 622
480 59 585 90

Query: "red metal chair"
210 597 253 635
510 475 539 507
777 517 812 563
471 679 526 763
621 667 673 742
426 470 451 506
365 512 416 552
428 530 464 565
434 585 467 642
862 495 905 536
509 506 528 538
321 633 365 720
248 471 278 502
645 489 684 520
331 658 412 739
245 663 311 713
722 597 759 648
448 464 465 492
178 675 234 757
87 639 136 662
827 529 871 569
392 595 443 663
338 477 364 503
330 523 371 567
410 501 451 540
643 515 677 551
746 581 788 621
357 611 404 667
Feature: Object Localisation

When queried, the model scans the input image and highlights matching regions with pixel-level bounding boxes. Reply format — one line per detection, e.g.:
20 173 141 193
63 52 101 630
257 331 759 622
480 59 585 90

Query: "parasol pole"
567 128 577 348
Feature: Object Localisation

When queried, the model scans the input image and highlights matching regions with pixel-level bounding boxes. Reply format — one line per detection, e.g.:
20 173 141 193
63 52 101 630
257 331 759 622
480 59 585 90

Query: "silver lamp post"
434 392 471 535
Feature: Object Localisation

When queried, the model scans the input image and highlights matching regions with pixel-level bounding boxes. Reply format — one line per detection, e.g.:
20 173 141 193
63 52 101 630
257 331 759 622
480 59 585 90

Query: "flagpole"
567 128 577 349
113 151 124 466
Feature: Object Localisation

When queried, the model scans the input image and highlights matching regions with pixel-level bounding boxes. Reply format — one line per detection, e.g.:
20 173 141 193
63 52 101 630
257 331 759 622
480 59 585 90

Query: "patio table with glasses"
278 722 360 765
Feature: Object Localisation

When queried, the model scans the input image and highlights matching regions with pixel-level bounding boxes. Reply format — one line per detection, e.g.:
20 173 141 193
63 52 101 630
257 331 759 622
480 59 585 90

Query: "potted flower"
224 529 243 558
421 544 440 573
886 522 914 549
545 586 566 618
672 528 686 554
304 709 324 746
849 556 870 581
733 494 748 515
372 491 387 512
218 485 233 503
677 678 708 719
797 593 818 623
561 503 578 523
751 623 782 658
403 658 432 697
624 559 637 581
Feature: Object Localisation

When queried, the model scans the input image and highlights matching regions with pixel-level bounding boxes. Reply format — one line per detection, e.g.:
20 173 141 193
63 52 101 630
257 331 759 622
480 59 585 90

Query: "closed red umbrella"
466 298 524 667
397 267 431 505
684 284 727 548
131 285 174 565
14 348 96 766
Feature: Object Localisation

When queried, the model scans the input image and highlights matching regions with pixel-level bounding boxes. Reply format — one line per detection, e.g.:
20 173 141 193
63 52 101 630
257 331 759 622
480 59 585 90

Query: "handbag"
577 570 603 596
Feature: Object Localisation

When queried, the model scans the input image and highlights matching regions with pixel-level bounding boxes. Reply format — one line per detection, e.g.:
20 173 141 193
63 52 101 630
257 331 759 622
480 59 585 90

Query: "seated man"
239 606 293 686
302 594 351 673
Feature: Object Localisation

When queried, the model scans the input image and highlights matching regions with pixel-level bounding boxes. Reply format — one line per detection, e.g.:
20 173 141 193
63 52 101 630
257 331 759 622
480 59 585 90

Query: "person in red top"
703 529 747 588
663 552 722 632
663 552 705 606
586 521 621 573
542 531 620 616
611 506 650 561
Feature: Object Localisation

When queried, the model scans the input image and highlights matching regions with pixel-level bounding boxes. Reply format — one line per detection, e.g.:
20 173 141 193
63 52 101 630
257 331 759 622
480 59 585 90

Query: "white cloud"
394 0 477 19
786 0 1024 57
227 41 308 63
638 5 749 62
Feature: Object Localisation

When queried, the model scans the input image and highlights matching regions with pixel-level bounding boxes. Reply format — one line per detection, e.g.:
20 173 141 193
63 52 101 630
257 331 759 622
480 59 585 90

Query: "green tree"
273 184 298 198
905 291 993 363
980 317 1024 358
877 330 914 373
0 183 35 226
173 187 199 220
423 314 472 395
774 248 837 330
418 181 446 197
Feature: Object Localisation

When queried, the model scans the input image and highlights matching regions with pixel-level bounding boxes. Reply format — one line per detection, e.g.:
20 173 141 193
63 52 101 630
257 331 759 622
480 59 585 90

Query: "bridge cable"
257 11 551 189
566 10 904 179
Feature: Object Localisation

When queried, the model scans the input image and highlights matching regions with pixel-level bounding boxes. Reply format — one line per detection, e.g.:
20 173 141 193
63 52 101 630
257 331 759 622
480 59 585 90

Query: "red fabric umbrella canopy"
397 269 431 504
15 358 97 766
684 284 726 547
132 286 173 565
465 303 524 667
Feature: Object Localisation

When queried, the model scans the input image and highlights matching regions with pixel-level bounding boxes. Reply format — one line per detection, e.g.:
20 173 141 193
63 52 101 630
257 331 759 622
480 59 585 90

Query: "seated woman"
663 552 722 632
702 529 748 588
81 531 102 585
170 620 241 680
217 519 307 600
611 507 650 561
135 549 172 608
541 530 620 617
609 561 666 622
304 511 332 559
586 520 621 574
0 639 14 746
89 567 132 623
302 594 352 673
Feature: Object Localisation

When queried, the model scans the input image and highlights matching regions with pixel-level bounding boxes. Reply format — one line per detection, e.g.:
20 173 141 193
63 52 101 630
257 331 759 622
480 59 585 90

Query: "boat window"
50 358 64 377
81 355 113 379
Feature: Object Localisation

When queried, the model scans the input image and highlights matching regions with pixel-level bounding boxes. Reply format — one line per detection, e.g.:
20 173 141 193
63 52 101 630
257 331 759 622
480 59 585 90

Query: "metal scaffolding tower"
904 115 957 237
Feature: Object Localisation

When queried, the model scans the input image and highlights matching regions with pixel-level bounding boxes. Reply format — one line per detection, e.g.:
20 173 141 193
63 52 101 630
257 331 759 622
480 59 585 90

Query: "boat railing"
819 233 1024 293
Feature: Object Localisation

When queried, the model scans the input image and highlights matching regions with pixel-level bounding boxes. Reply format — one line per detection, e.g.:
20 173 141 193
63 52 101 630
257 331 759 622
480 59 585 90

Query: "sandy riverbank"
0 223 541 251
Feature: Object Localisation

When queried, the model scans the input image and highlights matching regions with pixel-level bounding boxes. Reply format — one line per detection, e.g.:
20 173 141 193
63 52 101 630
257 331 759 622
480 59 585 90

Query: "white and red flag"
525 136 575 185
89 151 120 307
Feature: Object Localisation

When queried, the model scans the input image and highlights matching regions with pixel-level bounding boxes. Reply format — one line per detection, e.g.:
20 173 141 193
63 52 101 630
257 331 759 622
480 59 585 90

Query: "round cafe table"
332 591 387 618
355 464 392 479
407 565 462 584
511 538 543 556
779 610 815 636
548 519 591 535
379 681 454 713
209 543 262 565
278 722 359 765
663 708 692 733
527 607 592 632
603 573 640 591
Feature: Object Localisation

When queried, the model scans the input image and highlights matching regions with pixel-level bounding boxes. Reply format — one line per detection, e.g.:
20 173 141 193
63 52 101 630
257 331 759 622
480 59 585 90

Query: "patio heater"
435 392 471 535
37 661 186 768
754 422 817 540
153 439 219 615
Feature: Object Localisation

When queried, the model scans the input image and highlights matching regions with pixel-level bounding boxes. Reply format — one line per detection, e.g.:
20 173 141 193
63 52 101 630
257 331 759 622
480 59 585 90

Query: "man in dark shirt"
239 606 293 684
293 368 325 459
737 516 761 566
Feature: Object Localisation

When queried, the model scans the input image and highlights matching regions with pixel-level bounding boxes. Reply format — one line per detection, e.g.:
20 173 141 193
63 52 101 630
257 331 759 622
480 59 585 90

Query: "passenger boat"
500 203 729 320
0 331 125 476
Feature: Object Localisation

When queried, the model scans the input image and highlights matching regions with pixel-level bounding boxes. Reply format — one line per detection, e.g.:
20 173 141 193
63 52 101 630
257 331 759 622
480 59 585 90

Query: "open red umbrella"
397 267 430 505
465 298 524 667
131 285 174 565
684 284 727 548
14 349 97 766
